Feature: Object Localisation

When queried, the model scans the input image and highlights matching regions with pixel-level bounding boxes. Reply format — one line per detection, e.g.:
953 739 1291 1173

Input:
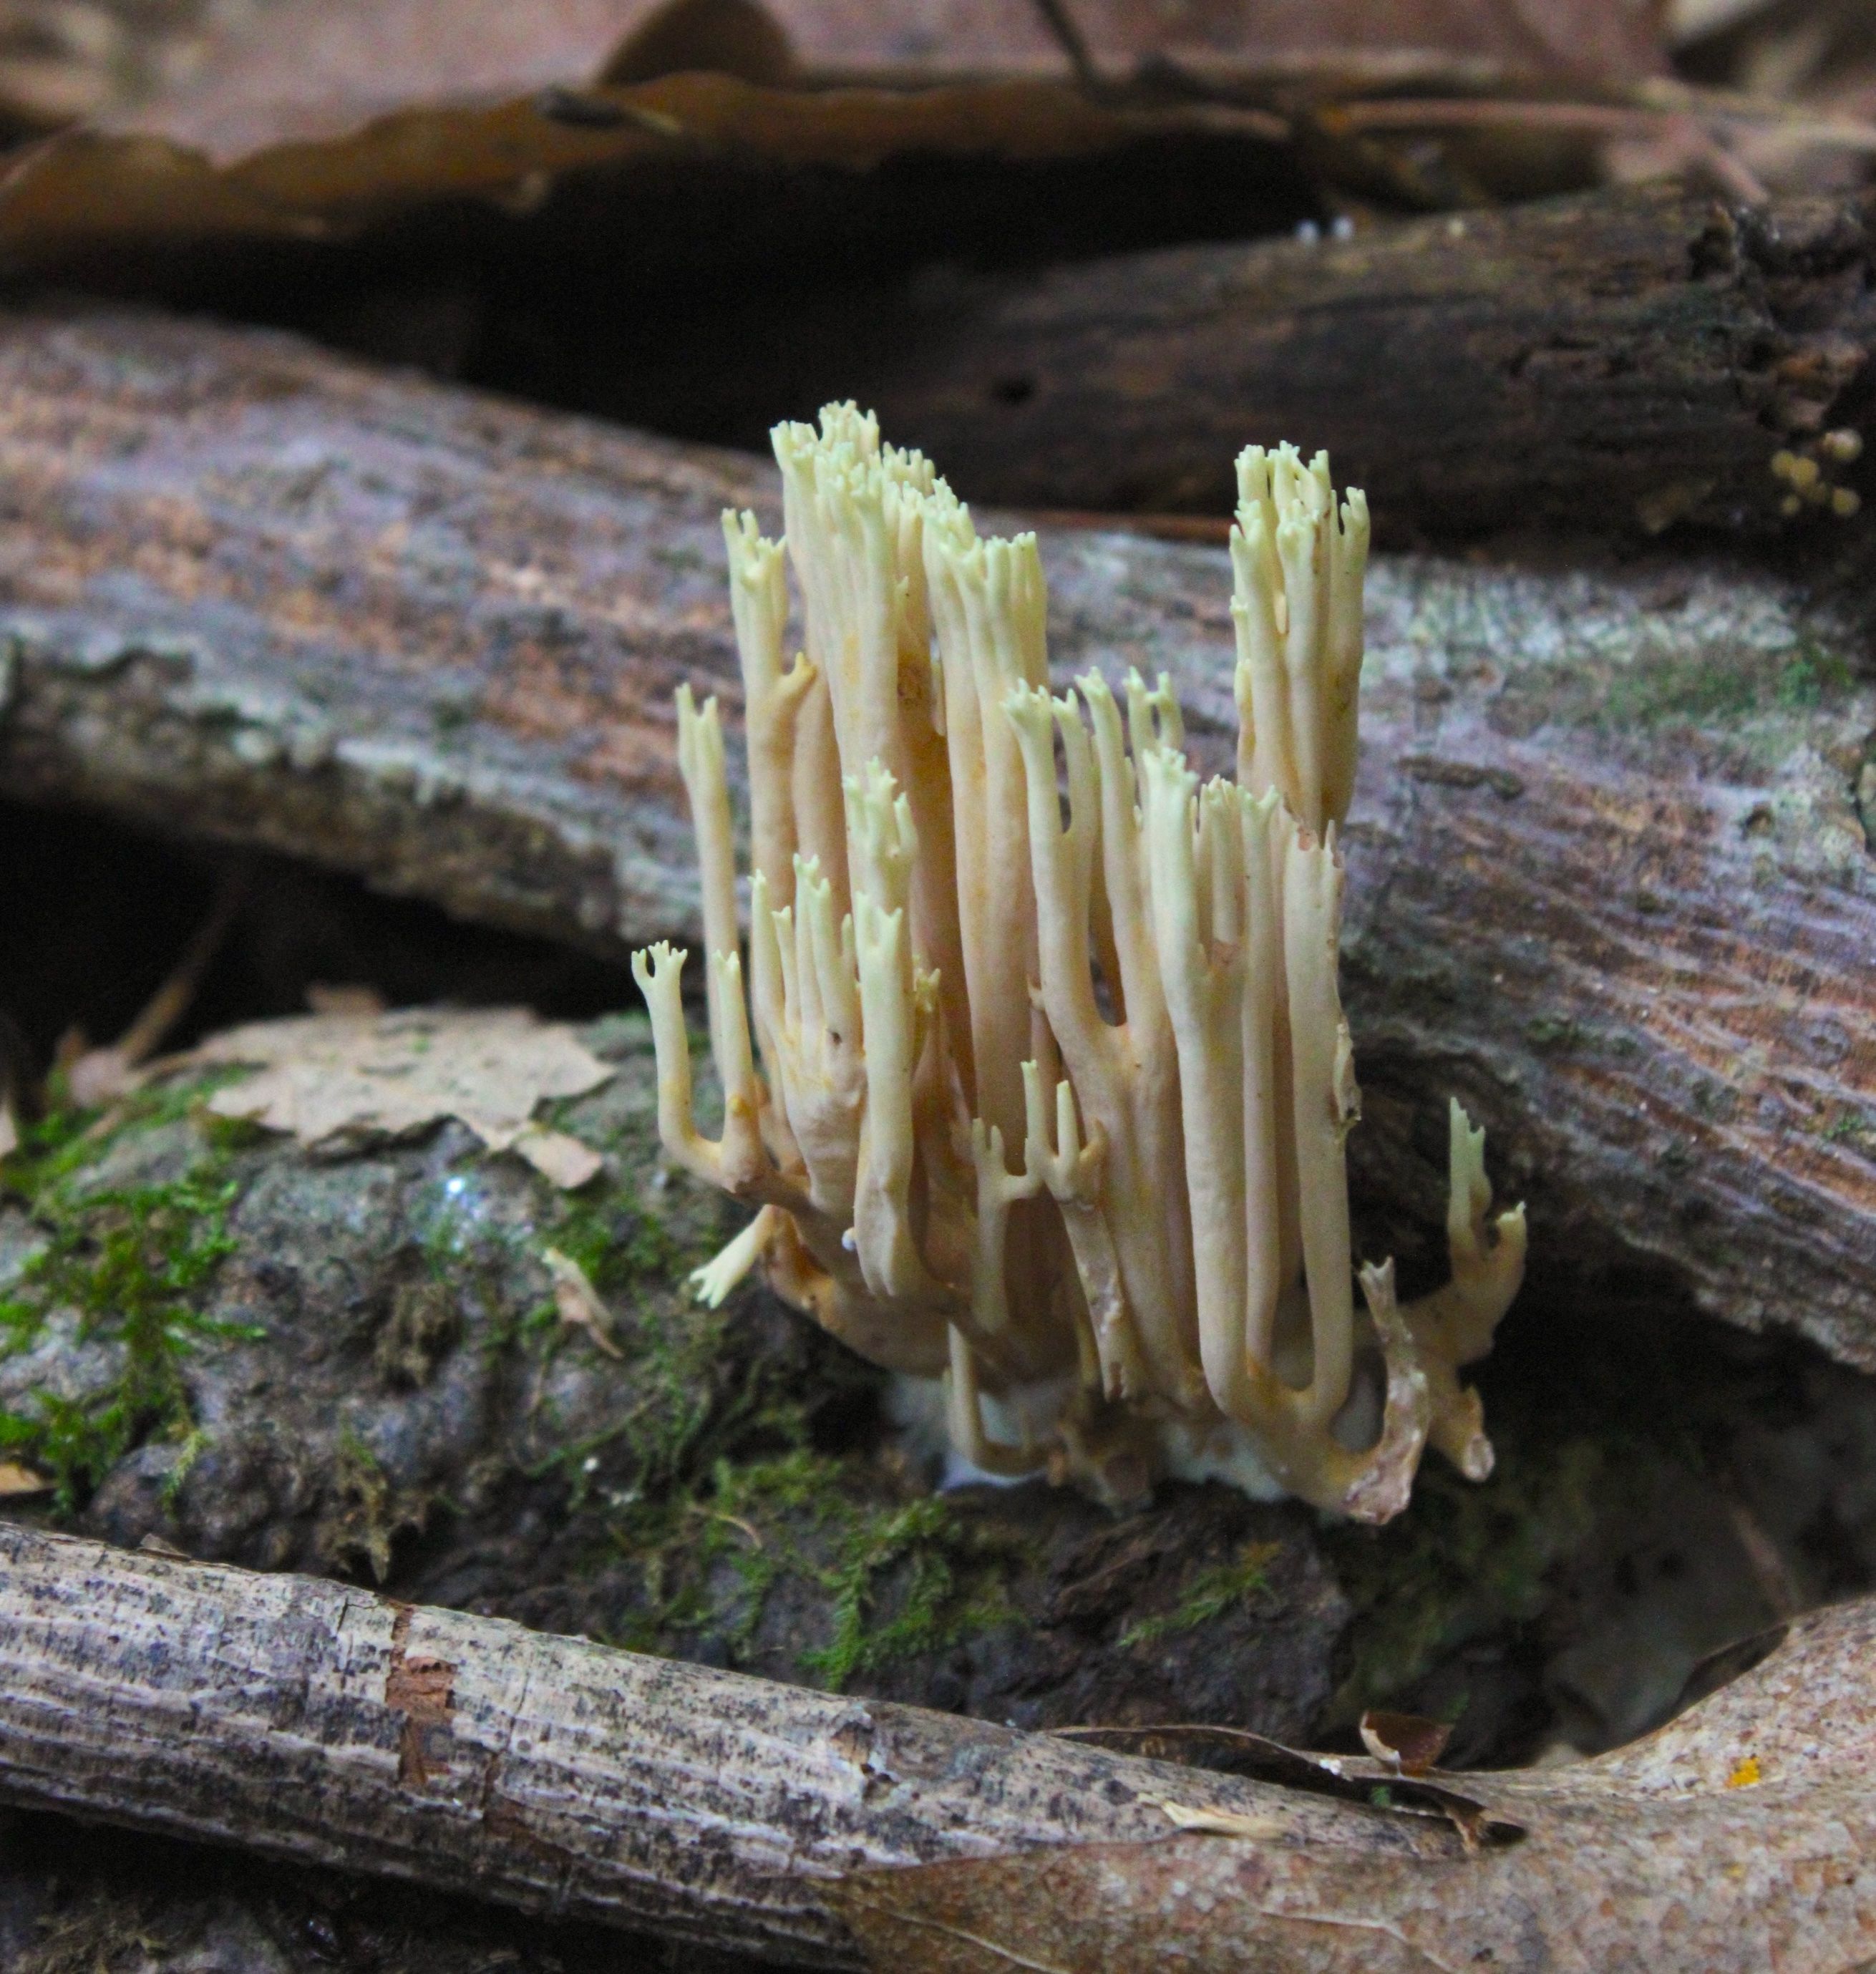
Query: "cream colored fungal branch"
633 407 1525 1522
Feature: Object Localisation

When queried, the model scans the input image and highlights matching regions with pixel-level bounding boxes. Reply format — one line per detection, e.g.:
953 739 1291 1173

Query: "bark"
0 1522 1362 1968
674 182 1876 538
0 307 1870 1371
2 1522 1875 1974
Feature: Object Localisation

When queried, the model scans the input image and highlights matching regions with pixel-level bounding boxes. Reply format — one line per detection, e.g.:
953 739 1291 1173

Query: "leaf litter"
192 1005 612 1187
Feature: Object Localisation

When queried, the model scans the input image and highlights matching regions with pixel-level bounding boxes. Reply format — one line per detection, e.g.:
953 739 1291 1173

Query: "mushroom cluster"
633 405 1523 1520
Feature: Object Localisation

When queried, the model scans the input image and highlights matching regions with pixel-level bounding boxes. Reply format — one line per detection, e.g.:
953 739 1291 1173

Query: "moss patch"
0 1077 258 1512
608 1445 1023 1690
1323 1434 1603 1727
1593 637 1853 731
1119 1538 1282 1649
1490 624 1861 769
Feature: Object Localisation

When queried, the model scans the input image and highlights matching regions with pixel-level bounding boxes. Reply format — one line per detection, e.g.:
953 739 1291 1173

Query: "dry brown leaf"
833 1599 1876 1972
0 0 1678 268
1358 1708 1454 1775
0 1459 50 1497
511 1126 606 1189
193 1006 612 1182
541 1243 624 1356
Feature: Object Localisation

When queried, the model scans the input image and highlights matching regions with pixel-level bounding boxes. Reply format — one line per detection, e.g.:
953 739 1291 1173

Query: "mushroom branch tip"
631 404 1524 1521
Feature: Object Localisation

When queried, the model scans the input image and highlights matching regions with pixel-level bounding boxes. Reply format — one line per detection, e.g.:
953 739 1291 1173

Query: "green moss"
512 1180 756 1501
1595 639 1856 734
1119 1539 1283 1649
1592 638 1852 733
548 1185 694 1298
1823 1109 1875 1149
802 1489 1016 1688
613 1447 1021 1689
158 1426 210 1512
0 1079 258 1513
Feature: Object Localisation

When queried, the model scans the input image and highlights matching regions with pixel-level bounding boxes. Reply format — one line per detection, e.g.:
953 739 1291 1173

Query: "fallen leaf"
512 1125 606 1189
0 0 1680 268
0 1460 49 1497
541 1244 623 1356
193 1006 612 1184
1359 1708 1454 1775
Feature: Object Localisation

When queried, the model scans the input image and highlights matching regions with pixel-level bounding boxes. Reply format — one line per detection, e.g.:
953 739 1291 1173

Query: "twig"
64 862 248 1108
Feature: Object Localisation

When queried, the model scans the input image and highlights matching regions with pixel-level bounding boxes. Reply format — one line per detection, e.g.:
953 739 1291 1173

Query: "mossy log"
596 182 1876 540
0 308 1870 1373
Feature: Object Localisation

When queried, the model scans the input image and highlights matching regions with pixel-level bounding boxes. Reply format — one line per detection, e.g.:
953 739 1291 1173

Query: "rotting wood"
0 308 1869 1372
1 1525 1874 1973
656 181 1876 539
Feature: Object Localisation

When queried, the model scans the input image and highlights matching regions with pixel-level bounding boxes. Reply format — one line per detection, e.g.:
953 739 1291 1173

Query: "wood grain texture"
0 308 1868 1368
3 1525 1875 1973
712 183 1876 538
0 1525 1374 1968
832 1598 1876 1974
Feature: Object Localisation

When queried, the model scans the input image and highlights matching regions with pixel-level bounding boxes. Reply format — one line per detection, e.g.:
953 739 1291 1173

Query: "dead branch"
1 1526 1873 1972
0 1525 1401 1968
732 181 1876 538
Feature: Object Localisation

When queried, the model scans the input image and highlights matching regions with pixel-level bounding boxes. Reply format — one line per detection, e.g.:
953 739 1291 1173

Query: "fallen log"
1 1523 1874 1973
632 181 1876 540
0 308 1869 1371
0 1523 1378 1968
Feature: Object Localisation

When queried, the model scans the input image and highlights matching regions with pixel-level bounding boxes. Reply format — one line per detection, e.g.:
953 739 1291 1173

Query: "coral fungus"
634 406 1523 1521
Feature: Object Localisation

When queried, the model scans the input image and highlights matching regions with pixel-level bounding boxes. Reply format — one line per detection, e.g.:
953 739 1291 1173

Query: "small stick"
64 862 249 1108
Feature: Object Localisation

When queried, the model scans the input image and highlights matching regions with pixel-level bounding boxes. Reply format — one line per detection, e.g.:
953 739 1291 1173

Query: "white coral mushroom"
633 407 1525 1521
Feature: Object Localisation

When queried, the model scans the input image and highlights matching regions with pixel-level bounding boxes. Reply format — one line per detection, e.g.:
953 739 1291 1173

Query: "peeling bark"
0 307 1869 1370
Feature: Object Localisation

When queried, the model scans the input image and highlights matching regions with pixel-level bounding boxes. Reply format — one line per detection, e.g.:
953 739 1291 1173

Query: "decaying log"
4 1524 1876 1974
651 181 1876 539
0 308 1870 1371
0 1523 1372 1968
